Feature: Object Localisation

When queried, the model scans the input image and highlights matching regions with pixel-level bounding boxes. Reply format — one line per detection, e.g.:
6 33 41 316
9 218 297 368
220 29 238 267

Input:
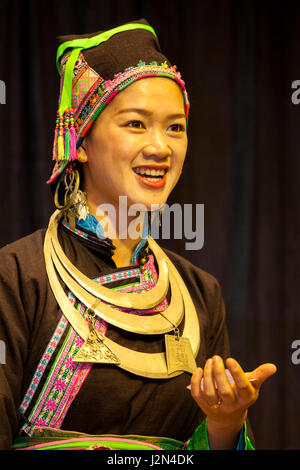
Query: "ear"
76 145 88 163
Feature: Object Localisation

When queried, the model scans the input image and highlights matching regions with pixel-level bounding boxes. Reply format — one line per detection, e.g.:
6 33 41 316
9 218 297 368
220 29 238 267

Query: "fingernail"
249 378 258 388
213 355 221 365
186 385 191 390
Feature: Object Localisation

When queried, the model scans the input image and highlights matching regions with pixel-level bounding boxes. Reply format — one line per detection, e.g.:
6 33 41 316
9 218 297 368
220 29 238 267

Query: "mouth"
133 166 168 188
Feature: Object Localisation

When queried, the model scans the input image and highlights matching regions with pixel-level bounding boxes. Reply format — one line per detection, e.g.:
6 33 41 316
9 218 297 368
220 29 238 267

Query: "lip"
133 166 168 188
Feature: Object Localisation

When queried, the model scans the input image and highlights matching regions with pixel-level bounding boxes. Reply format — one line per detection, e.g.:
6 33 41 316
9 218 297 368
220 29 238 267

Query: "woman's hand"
189 356 277 449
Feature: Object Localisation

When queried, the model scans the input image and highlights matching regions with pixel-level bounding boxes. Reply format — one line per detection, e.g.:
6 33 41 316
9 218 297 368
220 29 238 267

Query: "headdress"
47 19 189 184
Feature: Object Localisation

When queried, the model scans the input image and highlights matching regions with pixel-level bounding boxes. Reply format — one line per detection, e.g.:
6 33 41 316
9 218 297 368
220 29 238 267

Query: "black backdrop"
0 0 300 450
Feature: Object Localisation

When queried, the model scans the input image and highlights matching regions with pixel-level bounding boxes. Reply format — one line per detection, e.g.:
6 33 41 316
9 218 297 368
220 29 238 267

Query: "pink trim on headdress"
74 63 189 138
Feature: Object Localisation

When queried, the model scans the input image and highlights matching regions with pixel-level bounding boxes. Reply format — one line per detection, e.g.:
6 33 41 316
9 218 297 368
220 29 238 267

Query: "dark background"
0 0 299 450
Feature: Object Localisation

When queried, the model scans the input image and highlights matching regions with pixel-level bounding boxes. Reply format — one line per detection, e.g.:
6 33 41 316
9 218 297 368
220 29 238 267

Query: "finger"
245 363 277 389
190 367 220 413
203 358 219 406
190 367 203 399
226 358 255 400
212 355 235 404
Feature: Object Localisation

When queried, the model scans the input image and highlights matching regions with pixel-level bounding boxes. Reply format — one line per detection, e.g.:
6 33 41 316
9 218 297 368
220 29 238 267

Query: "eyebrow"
115 108 186 119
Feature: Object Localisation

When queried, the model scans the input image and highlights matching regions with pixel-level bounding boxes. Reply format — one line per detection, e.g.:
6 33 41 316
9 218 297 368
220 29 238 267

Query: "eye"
126 120 145 129
168 123 185 132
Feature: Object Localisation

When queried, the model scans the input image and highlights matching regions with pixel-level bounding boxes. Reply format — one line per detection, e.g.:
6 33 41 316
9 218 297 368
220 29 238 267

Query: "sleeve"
185 418 255 450
170 259 255 450
202 275 231 361
198 274 255 449
0 243 39 449
0 366 19 449
163 249 232 362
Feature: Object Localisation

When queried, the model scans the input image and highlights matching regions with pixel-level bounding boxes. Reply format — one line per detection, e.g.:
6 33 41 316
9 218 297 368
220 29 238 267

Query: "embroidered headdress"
47 19 189 184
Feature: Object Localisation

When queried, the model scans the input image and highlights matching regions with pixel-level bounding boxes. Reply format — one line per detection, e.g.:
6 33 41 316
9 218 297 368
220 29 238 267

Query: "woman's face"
82 77 188 212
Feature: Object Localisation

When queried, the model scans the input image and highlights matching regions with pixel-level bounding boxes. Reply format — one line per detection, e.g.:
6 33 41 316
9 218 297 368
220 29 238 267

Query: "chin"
124 189 167 211
133 197 167 212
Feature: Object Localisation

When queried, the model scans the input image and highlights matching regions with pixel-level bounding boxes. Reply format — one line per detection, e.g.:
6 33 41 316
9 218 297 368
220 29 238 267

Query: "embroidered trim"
23 310 105 435
74 61 189 145
19 315 69 416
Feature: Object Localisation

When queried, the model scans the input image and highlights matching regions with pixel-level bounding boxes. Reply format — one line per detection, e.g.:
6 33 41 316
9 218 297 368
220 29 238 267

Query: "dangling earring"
54 167 80 212
54 166 88 229
159 209 162 229
139 209 162 271
139 246 149 272
147 211 152 235
146 209 163 240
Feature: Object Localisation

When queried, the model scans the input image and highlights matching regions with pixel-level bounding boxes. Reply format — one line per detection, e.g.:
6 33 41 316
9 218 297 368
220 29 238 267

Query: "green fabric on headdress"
57 23 157 116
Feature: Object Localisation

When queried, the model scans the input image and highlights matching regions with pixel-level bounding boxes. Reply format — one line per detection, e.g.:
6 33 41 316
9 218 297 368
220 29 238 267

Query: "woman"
0 19 276 450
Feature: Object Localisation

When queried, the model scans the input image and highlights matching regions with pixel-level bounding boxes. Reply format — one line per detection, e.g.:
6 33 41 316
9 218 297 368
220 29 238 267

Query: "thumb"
246 363 277 389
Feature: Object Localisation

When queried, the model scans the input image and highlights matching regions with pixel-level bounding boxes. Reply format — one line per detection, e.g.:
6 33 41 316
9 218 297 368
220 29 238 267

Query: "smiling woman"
0 19 276 451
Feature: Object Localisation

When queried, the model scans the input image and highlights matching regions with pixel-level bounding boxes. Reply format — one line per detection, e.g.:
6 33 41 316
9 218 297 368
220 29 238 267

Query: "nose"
142 129 172 159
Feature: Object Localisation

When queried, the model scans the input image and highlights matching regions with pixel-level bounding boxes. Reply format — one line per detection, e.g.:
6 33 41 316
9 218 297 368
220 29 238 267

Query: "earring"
147 211 152 235
146 209 162 240
54 168 80 212
139 246 149 272
54 167 88 229
159 209 162 228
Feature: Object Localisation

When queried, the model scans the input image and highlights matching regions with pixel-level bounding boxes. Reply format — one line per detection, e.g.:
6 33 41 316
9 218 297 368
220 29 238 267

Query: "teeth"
134 167 166 176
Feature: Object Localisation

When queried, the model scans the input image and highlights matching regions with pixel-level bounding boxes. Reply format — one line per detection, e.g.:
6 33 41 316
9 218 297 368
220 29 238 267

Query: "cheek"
174 141 188 169
96 130 135 164
86 144 130 188
168 143 187 187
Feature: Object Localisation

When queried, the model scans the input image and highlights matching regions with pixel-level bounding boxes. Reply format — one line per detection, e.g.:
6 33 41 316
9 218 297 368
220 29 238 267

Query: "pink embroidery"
35 419 47 427
52 363 92 428
25 328 78 432
74 336 84 347
45 399 57 412
19 316 69 417
64 356 76 371
54 379 67 392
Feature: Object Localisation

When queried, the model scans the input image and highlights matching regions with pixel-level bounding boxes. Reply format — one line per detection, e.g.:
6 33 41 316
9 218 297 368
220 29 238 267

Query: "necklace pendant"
73 323 120 364
164 334 197 375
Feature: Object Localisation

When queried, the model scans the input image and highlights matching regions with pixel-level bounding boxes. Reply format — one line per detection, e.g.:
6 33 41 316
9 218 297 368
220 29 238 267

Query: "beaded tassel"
57 113 65 160
64 110 70 161
52 108 77 162
52 111 59 160
69 109 77 161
